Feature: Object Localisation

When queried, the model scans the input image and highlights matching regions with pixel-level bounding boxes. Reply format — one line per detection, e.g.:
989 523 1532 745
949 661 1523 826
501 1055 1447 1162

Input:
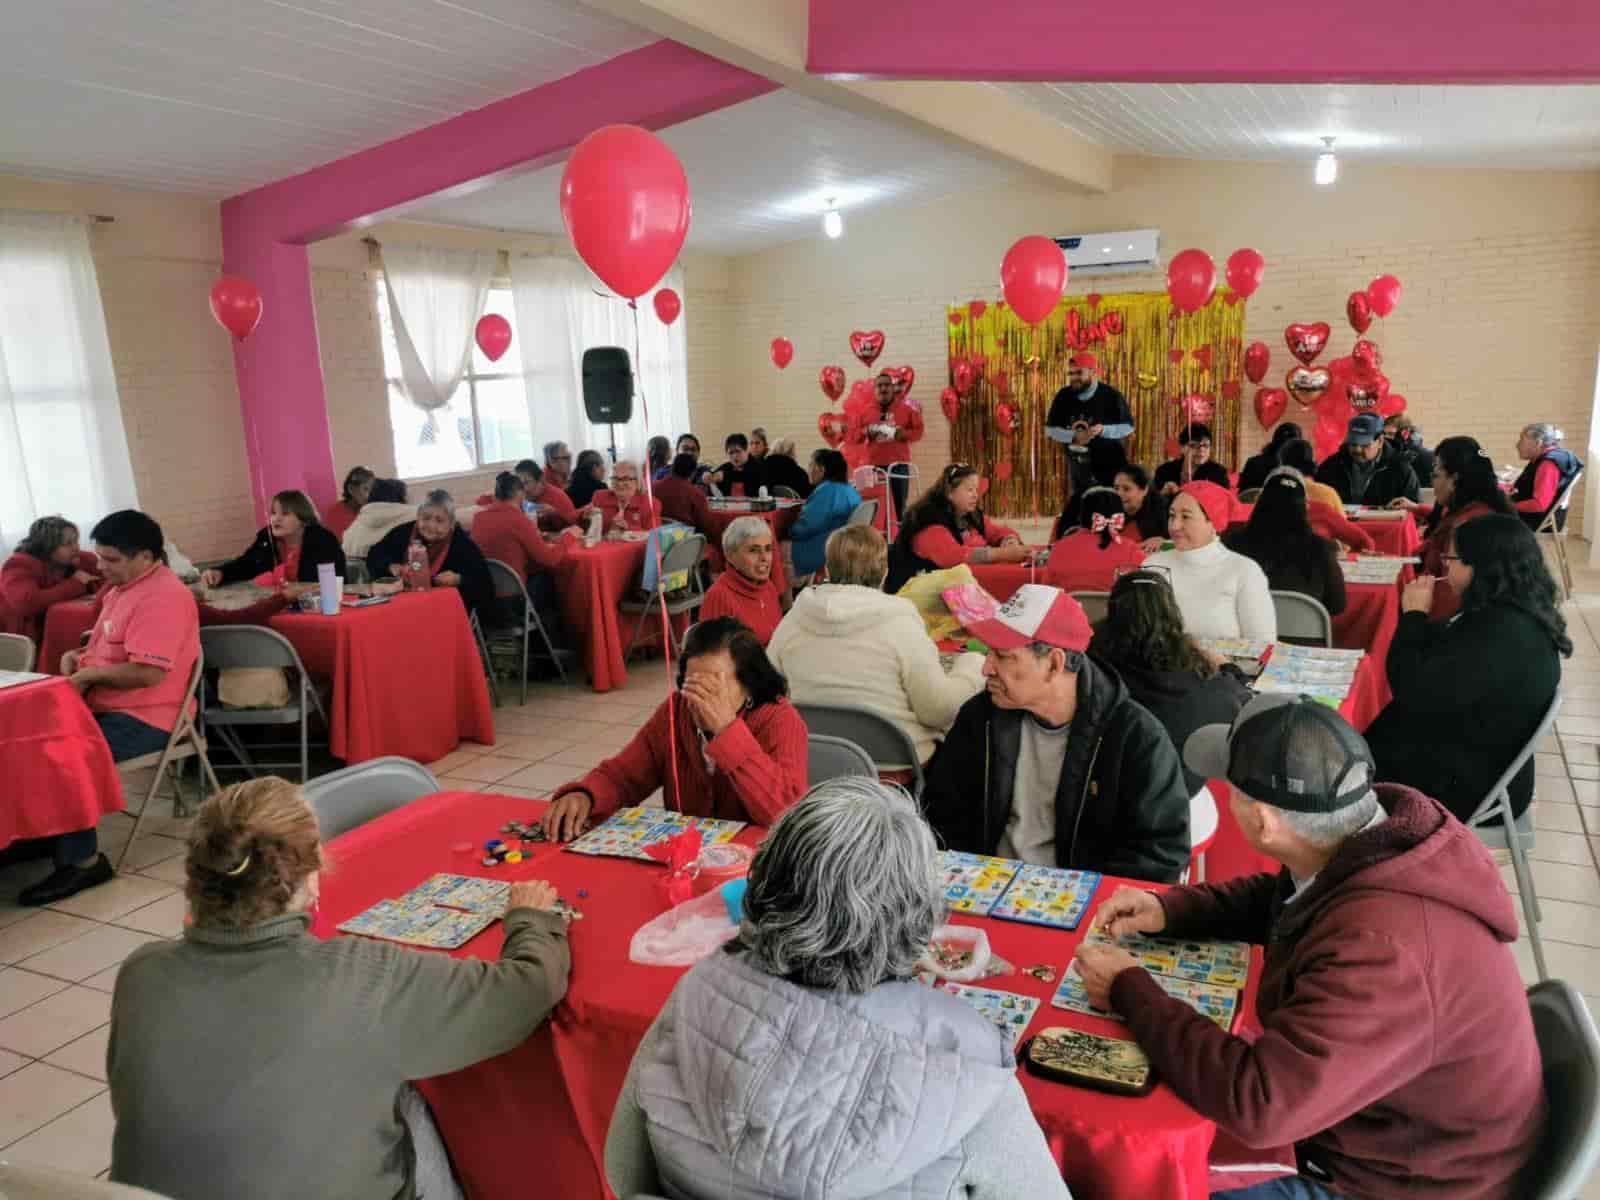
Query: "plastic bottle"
406 537 430 590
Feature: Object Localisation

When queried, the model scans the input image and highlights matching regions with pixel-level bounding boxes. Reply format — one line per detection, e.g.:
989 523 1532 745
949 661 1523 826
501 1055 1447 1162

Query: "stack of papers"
1344 506 1407 522
1340 557 1410 584
1253 644 1365 704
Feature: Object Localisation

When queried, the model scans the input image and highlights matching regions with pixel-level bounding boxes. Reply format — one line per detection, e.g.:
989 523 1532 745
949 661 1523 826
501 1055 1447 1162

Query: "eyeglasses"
551 454 572 462
612 476 638 485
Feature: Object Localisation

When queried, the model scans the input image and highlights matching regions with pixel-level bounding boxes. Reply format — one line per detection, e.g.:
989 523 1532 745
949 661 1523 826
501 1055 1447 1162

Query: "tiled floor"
8 557 1600 1192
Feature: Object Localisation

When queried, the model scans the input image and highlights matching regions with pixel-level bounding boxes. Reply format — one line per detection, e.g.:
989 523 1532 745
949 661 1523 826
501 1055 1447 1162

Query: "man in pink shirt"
31 510 199 906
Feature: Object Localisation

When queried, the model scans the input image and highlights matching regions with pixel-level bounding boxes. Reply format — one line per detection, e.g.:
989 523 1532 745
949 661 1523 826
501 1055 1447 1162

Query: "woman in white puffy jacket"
767 523 984 767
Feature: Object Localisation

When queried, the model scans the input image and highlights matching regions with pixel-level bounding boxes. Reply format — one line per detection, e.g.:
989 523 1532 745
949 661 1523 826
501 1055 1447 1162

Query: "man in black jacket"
1315 413 1419 507
922 585 1190 883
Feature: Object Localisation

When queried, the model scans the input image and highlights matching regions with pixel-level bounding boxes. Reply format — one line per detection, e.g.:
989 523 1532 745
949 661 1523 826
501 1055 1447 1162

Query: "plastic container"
691 843 754 896
916 924 993 983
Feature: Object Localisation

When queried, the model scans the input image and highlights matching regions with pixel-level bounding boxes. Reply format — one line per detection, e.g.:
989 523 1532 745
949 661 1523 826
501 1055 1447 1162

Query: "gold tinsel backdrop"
945 289 1248 518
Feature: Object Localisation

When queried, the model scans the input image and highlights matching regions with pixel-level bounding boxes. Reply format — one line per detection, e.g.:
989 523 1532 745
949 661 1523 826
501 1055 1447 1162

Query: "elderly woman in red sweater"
541 617 808 840
0 516 99 642
590 461 662 536
700 516 783 645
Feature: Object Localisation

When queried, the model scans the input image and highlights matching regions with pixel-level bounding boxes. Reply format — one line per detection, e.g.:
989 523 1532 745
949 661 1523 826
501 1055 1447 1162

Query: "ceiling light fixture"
822 198 843 240
1315 137 1338 186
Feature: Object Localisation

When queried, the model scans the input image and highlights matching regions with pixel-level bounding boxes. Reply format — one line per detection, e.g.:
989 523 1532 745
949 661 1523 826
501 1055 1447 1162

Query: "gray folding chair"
302 756 440 841
1467 691 1560 981
1536 469 1585 599
345 556 369 586
1069 591 1110 626
795 702 923 797
1271 590 1334 647
1237 487 1263 505
847 499 880 527
1521 980 1600 1199
117 652 222 869
468 610 502 709
807 733 878 786
0 633 35 672
769 485 801 500
482 558 567 705
199 625 327 782
621 533 708 666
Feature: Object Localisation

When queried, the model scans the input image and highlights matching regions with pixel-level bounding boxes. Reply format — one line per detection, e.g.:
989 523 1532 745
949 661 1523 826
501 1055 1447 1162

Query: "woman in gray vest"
604 778 1072 1199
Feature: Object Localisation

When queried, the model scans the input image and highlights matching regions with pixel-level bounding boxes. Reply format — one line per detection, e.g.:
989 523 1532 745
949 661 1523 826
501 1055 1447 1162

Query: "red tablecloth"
558 541 651 693
0 677 123 848
701 506 796 592
1331 571 1411 715
269 590 493 765
316 792 1264 1200
970 561 1044 603
1354 514 1420 557
40 599 96 675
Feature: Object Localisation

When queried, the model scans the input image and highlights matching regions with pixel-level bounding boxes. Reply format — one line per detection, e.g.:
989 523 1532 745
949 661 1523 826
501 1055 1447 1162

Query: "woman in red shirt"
0 516 99 642
541 616 808 839
590 462 663 535
1390 436 1512 620
700 516 782 645
1043 488 1146 593
321 466 374 542
885 463 1030 592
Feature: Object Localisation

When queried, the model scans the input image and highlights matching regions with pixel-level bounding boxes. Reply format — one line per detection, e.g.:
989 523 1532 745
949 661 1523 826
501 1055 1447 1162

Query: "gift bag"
895 564 977 641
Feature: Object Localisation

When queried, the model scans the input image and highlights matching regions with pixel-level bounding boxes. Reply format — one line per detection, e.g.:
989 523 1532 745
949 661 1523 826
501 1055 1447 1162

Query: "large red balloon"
1166 249 1216 314
1225 248 1265 300
652 288 681 325
940 386 961 424
995 402 1020 434
474 314 511 362
1000 236 1068 325
817 411 847 449
1254 387 1288 429
559 125 690 300
1346 290 1373 335
819 365 846 402
1244 340 1271 384
1367 274 1402 318
209 275 262 340
770 337 794 369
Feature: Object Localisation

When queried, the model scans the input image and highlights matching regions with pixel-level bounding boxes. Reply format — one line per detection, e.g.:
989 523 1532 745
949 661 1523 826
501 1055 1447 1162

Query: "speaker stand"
606 424 619 466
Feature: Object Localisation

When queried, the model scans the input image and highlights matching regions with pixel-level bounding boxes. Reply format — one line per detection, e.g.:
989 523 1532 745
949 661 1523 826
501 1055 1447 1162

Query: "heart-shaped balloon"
1167 348 1185 365
652 288 681 326
1223 293 1241 306
992 372 1010 398
995 460 1014 482
1136 371 1159 390
887 365 915 397
1352 338 1382 374
770 337 794 369
1085 293 1102 309
1244 340 1271 384
947 310 964 327
1286 364 1331 407
1284 322 1331 366
977 476 991 496
1379 392 1407 418
818 365 846 402
1367 274 1402 318
1177 393 1216 424
1254 387 1289 429
967 354 986 378
1346 290 1373 335
1192 345 1213 372
1164 437 1181 459
969 300 987 321
850 330 885 368
995 402 1020 434
1347 372 1390 412
953 359 976 397
939 386 961 423
1221 380 1241 401
817 411 848 448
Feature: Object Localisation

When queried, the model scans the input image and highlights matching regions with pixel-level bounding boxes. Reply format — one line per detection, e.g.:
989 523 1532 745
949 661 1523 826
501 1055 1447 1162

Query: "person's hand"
370 580 403 597
435 571 461 588
994 543 1032 564
71 569 96 587
1072 425 1095 447
1387 497 1421 512
200 568 223 588
281 581 313 599
1401 573 1437 614
1073 943 1142 1011
1140 536 1165 554
1192 640 1227 671
681 669 744 737
59 649 82 677
1000 535 1023 547
893 428 908 442
541 791 593 842
507 880 560 913
66 667 96 695
1160 482 1180 497
1088 423 1105 439
1093 885 1168 939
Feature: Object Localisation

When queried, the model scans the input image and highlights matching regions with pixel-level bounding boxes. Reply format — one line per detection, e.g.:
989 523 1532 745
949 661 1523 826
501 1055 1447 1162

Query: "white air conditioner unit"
1054 229 1160 276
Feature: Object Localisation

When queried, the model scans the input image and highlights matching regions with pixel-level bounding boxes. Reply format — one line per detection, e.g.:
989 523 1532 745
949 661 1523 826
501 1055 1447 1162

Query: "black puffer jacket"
1093 651 1252 794
922 655 1190 883
216 523 347 586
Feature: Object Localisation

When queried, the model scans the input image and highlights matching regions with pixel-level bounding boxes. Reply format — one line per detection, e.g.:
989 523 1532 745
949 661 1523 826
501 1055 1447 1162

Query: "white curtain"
509 256 688 466
379 242 496 420
0 211 138 554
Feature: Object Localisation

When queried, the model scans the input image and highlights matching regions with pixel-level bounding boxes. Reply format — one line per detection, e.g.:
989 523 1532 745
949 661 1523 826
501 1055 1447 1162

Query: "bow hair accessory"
1091 513 1125 534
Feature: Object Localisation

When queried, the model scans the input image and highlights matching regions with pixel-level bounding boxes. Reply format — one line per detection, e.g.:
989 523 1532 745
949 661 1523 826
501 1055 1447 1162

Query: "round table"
556 540 652 693
0 676 123 848
701 504 798 592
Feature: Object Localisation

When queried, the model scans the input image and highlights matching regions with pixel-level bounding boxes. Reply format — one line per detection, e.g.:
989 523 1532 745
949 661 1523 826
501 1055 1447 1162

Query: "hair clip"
224 854 252 877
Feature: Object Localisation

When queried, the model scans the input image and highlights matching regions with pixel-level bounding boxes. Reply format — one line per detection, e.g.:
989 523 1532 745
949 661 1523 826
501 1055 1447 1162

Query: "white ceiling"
0 0 650 194
995 82 1600 170
402 89 1019 253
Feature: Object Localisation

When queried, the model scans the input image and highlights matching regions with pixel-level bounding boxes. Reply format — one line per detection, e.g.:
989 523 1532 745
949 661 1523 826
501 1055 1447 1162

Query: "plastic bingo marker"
505 851 523 864
485 839 504 852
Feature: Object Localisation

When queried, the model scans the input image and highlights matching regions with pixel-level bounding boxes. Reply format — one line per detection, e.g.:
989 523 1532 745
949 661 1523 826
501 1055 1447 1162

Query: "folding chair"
199 625 327 781
1070 591 1110 626
302 756 440 841
482 558 567 705
621 534 708 666
1521 979 1600 1198
769 485 801 500
1536 469 1585 599
885 462 919 538
468 610 502 709
1186 785 1219 884
345 556 369 586
1271 590 1334 647
794 703 923 797
0 633 35 672
1467 691 1560 981
807 733 878 786
847 499 879 527
116 652 222 869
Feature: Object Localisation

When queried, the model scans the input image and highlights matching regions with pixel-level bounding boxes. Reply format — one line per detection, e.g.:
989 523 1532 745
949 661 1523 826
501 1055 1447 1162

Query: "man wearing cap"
1046 354 1134 487
922 584 1190 883
1314 413 1420 507
1075 696 1545 1200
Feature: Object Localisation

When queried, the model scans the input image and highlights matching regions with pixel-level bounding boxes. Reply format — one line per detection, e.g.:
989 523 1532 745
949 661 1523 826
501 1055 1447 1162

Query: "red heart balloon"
1164 437 1181 459
209 275 263 340
953 360 977 397
977 476 991 496
1254 387 1289 429
969 300 987 321
1225 248 1265 300
1191 345 1213 372
1379 392 1407 418
1346 290 1372 335
1177 393 1215 424
939 386 961 423
474 313 511 362
1286 365 1332 407
770 337 794 369
967 354 986 378
947 309 964 327
1244 340 1271 384
1085 293 1103 309
1167 348 1185 365
995 461 1014 482
993 372 1010 398
817 411 847 448
1368 274 1402 318
994 402 1020 434
850 330 885 368
1222 380 1241 401
1351 338 1382 374
1284 322 1331 366
1347 372 1390 412
819 365 846 402
1223 293 1241 306
652 288 681 326
887 365 915 397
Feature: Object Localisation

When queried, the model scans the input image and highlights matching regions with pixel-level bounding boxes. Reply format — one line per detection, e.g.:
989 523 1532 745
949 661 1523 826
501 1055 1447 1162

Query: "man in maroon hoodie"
1075 694 1545 1200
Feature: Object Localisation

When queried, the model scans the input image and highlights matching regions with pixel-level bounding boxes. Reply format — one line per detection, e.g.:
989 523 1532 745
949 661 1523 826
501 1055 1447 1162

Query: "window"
375 282 535 479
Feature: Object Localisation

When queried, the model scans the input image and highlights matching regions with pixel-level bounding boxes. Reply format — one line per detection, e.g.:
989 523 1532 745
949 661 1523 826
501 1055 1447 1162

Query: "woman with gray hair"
365 488 495 618
604 778 1072 1200
1512 421 1584 530
701 513 783 645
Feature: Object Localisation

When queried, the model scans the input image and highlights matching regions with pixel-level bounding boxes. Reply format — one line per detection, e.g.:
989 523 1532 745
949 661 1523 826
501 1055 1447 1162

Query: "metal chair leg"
471 615 501 708
520 605 530 707
1501 794 1548 981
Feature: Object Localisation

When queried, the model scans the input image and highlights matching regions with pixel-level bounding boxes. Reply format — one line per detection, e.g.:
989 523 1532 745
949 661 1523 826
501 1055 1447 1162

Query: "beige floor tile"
432 775 494 794
439 755 527 784
491 735 577 763
20 926 163 984
0 1091 115 1177
1535 753 1569 778
1563 739 1600 761
0 914 104 967
1524 896 1600 948
500 761 582 792
1570 762 1600 781
1535 801 1591 835
42 1025 110 1083
114 892 189 939
1514 937 1600 993
77 965 122 996
0 1063 104 1148
550 718 630 742
0 970 69 1020
492 786 551 800
1537 777 1579 805
542 743 615 770
117 836 187 874
423 746 493 774
1504 860 1600 907
1528 830 1600 868
588 724 642 751
0 987 110 1058
1537 735 1562 753
133 855 188 886
1558 717 1600 737
46 875 175 924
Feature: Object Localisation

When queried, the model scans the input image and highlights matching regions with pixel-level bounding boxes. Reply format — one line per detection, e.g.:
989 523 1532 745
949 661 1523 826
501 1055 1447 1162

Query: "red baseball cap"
1068 352 1099 370
967 584 1094 653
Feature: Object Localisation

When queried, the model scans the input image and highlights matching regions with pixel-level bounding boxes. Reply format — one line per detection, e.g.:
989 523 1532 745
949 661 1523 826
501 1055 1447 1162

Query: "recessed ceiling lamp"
1315 137 1338 186
822 198 843 239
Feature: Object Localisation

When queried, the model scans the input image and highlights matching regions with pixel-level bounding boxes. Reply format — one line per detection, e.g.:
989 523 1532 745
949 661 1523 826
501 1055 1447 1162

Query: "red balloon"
1244 340 1271 384
953 359 977 397
940 386 961 423
1367 274 1402 318
1352 338 1382 374
947 309 964 327
1254 387 1289 429
1225 248 1265 300
1166 248 1216 314
1379 392 1407 418
559 124 690 300
969 300 988 321
652 288 681 326
770 337 794 369
850 330 885 368
1177 393 1216 424
887 365 915 396
1000 235 1068 325
1286 364 1331 408
844 379 875 417
1163 437 1181 459
1346 290 1373 335
819 365 846 402
817 411 848 448
1085 293 1103 309
1191 345 1213 372
209 275 262 340
992 372 1011 398
995 460 1015 482
994 402 1020 434
473 314 512 363
1284 321 1331 366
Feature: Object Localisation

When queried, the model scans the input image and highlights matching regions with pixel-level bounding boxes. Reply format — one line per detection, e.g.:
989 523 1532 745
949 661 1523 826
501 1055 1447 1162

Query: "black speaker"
582 347 633 424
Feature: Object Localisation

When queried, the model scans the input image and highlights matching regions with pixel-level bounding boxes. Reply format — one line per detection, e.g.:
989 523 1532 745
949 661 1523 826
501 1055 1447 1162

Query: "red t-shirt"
81 564 199 733
322 500 359 541
251 544 301 589
472 501 568 581
849 397 925 467
1042 530 1146 593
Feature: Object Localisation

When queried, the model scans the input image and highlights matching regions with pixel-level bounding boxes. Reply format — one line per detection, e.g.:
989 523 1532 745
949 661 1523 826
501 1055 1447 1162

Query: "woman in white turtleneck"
1143 481 1276 641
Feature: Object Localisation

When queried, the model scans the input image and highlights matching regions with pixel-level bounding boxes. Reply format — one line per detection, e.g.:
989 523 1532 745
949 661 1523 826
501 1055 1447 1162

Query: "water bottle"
584 508 603 548
406 537 429 590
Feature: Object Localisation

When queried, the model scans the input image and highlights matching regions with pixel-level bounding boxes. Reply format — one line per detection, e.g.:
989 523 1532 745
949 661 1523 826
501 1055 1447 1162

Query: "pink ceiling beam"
806 0 1600 83
221 41 774 520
